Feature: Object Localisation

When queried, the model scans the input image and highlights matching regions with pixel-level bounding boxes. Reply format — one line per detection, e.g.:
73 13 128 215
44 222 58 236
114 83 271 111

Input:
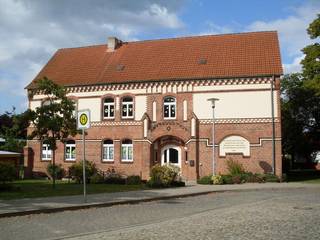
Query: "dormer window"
103 98 115 119
122 96 133 119
164 96 176 119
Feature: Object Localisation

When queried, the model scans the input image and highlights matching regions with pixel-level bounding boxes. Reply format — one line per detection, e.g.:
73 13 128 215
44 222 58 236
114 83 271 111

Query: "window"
163 96 176 119
121 139 133 161
65 140 76 161
42 141 52 161
71 100 77 117
102 139 114 161
122 97 133 118
42 99 51 106
103 98 115 119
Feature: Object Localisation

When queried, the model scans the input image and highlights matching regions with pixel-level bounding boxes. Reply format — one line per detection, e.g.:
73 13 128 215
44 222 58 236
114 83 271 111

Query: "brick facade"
25 32 283 181
25 90 282 180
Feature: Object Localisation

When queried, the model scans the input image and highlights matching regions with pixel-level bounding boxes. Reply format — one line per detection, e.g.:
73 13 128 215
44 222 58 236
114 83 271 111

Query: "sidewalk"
0 182 318 218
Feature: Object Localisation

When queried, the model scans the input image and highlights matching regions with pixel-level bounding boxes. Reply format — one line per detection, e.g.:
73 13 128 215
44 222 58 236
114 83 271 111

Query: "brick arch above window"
119 93 135 120
101 94 116 120
163 95 177 120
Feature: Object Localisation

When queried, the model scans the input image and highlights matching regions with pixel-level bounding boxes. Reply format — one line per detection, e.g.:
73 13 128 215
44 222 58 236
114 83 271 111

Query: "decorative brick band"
91 121 142 126
32 77 273 95
186 137 282 147
199 118 280 124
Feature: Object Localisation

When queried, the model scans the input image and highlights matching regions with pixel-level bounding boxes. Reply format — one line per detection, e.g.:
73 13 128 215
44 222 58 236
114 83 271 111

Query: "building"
0 150 21 178
24 31 283 181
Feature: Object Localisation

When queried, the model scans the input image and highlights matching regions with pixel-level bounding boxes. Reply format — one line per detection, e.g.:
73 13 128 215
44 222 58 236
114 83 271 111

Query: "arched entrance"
161 145 181 168
152 135 185 169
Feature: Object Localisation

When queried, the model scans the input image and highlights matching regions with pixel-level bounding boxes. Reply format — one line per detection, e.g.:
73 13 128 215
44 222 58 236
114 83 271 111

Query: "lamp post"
207 98 219 176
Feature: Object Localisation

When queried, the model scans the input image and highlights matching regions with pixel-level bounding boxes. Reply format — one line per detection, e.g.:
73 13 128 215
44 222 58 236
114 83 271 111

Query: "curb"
0 186 308 218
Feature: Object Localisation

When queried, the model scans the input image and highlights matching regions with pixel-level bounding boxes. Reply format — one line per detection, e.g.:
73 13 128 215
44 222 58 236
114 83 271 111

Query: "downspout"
271 75 276 175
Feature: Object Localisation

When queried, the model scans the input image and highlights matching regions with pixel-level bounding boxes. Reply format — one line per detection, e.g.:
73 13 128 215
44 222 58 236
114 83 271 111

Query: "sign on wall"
77 109 91 130
219 135 250 157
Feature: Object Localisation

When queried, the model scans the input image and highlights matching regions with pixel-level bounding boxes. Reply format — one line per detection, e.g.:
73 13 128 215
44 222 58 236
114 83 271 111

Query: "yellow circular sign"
79 113 88 125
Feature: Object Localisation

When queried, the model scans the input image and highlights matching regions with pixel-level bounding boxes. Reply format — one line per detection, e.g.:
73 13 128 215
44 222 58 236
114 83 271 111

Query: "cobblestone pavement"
1 187 319 240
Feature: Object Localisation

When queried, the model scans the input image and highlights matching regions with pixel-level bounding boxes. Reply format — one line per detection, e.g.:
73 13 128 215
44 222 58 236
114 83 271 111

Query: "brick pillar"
23 146 34 178
141 142 152 180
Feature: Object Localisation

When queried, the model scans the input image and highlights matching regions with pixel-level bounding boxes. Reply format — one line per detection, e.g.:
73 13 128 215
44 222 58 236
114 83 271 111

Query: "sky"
0 0 319 114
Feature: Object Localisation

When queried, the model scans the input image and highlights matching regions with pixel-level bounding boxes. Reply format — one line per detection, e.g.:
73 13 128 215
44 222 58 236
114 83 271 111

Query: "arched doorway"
161 145 181 168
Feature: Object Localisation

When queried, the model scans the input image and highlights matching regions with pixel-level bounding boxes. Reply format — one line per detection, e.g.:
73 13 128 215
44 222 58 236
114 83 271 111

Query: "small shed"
0 150 21 177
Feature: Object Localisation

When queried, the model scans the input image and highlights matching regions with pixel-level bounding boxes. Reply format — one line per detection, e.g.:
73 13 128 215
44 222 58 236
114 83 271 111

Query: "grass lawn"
0 179 148 200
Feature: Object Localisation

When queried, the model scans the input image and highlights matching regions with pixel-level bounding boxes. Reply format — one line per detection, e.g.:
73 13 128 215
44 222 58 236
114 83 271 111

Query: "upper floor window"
42 99 51 107
163 96 176 119
103 98 115 119
102 139 114 161
65 140 76 161
122 97 133 118
42 140 52 161
121 139 133 162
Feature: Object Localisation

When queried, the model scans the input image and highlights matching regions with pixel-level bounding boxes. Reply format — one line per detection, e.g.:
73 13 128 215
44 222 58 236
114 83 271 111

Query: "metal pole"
82 129 87 203
271 76 276 175
212 106 215 176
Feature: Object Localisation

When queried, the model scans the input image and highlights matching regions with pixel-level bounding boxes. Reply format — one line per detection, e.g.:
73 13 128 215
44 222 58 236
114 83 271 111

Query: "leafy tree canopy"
28 77 77 149
301 14 320 95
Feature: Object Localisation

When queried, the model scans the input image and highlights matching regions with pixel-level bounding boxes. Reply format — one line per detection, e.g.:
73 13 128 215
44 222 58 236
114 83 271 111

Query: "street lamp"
207 98 219 176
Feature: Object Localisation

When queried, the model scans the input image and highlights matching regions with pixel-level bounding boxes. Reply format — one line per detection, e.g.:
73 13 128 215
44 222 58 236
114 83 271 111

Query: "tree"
281 74 320 162
301 14 320 95
28 77 77 188
281 14 320 167
0 109 29 153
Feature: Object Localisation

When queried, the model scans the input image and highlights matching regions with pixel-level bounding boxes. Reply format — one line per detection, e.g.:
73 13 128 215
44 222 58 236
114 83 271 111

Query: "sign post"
77 109 91 203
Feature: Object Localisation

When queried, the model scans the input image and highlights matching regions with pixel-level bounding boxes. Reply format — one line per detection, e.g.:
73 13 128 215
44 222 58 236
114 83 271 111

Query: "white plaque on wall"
219 135 250 157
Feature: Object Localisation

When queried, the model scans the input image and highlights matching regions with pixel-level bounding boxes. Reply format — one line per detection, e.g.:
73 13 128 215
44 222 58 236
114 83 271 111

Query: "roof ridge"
56 31 278 50
128 30 278 44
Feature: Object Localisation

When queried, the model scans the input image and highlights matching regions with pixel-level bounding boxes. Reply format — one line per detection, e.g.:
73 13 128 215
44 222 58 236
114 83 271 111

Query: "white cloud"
0 0 184 112
283 55 304 74
246 2 320 59
199 21 234 36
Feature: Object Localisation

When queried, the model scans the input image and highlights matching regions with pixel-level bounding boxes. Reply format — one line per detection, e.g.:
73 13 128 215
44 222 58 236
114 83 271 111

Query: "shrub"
246 173 264 183
0 162 16 185
226 158 245 175
68 161 97 183
231 175 242 184
212 175 223 185
221 174 233 184
147 164 180 188
105 173 126 184
263 173 280 183
126 175 141 185
90 172 105 184
197 175 212 185
171 181 186 187
47 163 65 180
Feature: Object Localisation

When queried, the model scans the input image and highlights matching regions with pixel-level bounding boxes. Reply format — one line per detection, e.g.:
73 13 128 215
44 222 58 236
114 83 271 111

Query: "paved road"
1 187 319 240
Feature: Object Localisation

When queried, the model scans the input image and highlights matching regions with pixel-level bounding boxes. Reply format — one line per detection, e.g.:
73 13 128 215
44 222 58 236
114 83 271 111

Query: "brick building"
24 31 283 181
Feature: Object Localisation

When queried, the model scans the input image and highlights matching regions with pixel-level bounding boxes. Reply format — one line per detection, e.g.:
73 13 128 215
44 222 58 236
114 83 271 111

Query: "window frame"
102 139 114 162
121 97 134 119
121 139 133 162
103 97 115 119
65 140 76 161
163 96 176 120
41 141 52 161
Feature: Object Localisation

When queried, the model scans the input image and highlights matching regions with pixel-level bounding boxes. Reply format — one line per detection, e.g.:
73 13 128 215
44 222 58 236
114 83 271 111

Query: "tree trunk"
52 148 56 189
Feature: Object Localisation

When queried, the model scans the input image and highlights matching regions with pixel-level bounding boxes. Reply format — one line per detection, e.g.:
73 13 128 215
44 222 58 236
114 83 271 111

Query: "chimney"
107 37 122 52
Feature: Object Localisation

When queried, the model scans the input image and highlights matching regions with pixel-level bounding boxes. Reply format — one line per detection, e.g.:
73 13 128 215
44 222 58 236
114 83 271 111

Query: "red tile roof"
27 31 283 89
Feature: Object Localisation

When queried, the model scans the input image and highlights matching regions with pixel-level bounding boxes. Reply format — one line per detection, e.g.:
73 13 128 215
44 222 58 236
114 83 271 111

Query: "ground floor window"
41 141 52 161
102 139 114 161
121 139 133 162
65 140 76 161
